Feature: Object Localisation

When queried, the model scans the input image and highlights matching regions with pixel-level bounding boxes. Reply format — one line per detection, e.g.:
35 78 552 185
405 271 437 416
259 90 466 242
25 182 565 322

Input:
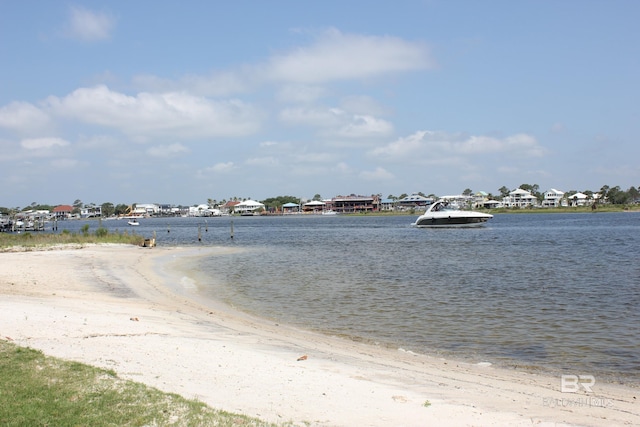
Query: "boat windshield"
430 201 457 211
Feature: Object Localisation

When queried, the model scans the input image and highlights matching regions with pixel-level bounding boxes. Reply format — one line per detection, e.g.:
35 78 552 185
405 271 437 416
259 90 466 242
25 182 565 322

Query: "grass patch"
0 340 284 426
0 228 145 250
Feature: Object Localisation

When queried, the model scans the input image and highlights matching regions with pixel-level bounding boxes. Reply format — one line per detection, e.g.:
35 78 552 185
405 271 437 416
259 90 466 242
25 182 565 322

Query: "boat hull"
414 215 491 228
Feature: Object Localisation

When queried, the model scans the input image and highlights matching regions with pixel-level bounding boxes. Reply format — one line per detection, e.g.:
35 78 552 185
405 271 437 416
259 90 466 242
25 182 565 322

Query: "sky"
1 1 639 208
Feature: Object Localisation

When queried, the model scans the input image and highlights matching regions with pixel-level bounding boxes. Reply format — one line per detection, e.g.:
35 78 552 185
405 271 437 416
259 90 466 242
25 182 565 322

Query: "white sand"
0 245 637 426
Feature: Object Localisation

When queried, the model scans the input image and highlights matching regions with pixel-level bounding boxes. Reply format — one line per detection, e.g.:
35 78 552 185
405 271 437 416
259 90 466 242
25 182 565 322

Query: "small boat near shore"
127 219 140 226
413 200 493 228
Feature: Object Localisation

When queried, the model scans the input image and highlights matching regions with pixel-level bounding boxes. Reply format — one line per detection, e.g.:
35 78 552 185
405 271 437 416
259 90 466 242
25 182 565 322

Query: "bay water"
59 211 640 384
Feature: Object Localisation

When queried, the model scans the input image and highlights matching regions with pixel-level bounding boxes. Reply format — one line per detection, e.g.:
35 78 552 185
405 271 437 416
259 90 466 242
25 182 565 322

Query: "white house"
503 188 537 208
397 193 433 207
234 199 265 215
189 204 221 216
567 192 589 207
80 206 101 218
133 203 159 215
542 188 565 208
303 200 325 213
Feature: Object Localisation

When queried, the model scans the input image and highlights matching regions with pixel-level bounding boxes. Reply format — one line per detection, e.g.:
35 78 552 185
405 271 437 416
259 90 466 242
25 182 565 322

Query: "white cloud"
45 85 262 140
279 106 341 127
133 71 250 97
279 106 392 139
147 143 190 158
245 156 280 167
0 102 52 134
266 28 434 83
203 162 236 174
336 115 393 138
370 131 428 158
21 137 69 150
359 167 395 181
370 131 546 160
66 6 115 42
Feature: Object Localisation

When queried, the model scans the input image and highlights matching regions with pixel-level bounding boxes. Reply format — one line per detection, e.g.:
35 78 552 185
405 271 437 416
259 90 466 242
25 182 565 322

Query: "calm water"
58 212 640 384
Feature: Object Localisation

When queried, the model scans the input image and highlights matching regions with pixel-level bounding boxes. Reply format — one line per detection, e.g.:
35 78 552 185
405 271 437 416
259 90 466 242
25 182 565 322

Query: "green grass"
0 227 146 250
0 340 285 427
488 205 639 214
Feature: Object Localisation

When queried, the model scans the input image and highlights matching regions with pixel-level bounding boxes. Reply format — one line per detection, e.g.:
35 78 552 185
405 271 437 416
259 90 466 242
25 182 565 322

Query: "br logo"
561 375 595 393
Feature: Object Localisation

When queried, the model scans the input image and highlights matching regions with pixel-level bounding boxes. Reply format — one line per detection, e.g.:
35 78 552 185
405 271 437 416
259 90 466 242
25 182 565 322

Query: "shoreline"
1 245 638 426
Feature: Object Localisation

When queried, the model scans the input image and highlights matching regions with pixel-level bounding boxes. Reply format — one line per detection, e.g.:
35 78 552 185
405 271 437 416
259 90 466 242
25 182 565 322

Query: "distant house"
133 203 159 216
281 202 300 214
52 205 73 219
473 191 490 208
440 195 474 209
189 204 221 217
234 200 265 215
331 194 380 213
80 206 101 218
396 193 433 210
380 198 395 211
482 199 503 209
303 200 325 213
503 189 537 208
542 189 565 208
220 201 240 214
567 192 589 207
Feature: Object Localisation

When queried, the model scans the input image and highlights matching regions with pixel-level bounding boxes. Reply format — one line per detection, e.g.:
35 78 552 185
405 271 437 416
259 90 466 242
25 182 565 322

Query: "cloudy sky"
1 1 638 208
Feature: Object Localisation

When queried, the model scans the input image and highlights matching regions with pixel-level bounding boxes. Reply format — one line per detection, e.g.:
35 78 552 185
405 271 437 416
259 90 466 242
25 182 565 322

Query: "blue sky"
1 1 638 208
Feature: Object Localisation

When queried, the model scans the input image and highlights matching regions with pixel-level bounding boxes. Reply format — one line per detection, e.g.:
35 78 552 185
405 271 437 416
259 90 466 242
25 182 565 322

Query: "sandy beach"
0 245 637 426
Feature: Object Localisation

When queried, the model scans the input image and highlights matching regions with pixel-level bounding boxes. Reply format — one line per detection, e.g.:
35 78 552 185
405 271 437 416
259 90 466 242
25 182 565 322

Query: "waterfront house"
503 188 537 208
234 199 265 215
380 198 395 211
303 200 325 213
281 202 300 214
133 203 159 216
220 201 240 215
396 193 432 210
542 189 566 208
52 204 73 219
331 194 380 213
80 206 101 218
567 192 589 207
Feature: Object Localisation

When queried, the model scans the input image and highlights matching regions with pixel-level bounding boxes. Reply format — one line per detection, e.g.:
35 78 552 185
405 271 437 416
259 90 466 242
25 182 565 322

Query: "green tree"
519 184 542 202
607 186 630 204
72 199 82 215
114 204 129 216
462 188 473 196
498 186 510 198
101 202 115 217
261 195 302 211
599 185 610 203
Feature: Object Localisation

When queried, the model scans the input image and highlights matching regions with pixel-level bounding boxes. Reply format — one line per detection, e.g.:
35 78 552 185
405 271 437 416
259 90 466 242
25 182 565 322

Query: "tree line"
1 184 639 216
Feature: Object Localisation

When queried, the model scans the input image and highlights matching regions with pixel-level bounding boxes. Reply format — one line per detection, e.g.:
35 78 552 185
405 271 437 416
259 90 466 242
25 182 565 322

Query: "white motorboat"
127 219 140 226
413 200 493 228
